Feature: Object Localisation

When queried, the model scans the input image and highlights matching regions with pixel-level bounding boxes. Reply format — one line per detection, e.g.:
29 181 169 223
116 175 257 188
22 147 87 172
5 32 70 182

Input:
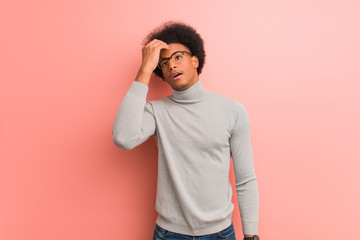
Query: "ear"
191 55 199 69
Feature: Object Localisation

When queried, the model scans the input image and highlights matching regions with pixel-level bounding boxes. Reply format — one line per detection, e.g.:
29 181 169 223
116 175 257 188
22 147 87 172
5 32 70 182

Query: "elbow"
112 131 134 151
113 139 133 151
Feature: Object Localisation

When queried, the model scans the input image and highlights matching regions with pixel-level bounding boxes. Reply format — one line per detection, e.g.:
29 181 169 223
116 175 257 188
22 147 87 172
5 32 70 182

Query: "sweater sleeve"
229 102 259 235
112 81 156 150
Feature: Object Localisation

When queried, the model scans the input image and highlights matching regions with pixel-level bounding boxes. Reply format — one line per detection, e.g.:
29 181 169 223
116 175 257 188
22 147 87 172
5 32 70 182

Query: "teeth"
173 73 181 78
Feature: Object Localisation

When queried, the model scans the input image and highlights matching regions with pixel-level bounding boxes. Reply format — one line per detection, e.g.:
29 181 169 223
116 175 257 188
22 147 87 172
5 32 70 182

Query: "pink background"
1 0 359 239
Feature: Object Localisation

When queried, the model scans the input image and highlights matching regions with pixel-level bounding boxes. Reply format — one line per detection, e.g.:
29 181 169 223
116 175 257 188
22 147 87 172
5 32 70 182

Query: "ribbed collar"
170 79 207 103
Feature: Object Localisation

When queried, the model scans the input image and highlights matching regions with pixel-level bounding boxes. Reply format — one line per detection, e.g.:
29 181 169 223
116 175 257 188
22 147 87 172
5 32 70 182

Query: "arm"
112 39 169 150
230 102 259 236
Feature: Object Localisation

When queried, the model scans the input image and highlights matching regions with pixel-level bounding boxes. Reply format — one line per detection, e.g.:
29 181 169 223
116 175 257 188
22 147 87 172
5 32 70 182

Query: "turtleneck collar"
170 79 207 104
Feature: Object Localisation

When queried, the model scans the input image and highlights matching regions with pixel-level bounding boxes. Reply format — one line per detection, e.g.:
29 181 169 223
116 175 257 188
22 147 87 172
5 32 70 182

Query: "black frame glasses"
158 51 193 70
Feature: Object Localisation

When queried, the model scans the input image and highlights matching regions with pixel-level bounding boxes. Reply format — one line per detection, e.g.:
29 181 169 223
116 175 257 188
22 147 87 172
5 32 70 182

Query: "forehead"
160 43 191 58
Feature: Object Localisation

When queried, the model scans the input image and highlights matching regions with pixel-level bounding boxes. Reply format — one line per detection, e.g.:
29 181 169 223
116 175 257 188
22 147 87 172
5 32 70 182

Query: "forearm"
236 177 259 235
134 66 152 86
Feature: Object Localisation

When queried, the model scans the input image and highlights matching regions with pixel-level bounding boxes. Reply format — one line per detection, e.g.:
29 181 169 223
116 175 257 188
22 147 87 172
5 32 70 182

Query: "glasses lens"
172 52 184 63
159 51 186 70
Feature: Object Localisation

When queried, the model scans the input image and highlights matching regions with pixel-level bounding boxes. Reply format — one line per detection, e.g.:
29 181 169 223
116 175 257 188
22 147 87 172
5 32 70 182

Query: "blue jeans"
153 222 236 240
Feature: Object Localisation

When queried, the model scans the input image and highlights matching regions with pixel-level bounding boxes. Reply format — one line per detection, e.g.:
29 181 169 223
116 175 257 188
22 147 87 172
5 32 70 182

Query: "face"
159 43 199 91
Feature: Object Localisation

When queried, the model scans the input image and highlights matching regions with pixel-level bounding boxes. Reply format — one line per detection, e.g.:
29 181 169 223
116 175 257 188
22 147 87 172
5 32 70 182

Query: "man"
112 21 260 240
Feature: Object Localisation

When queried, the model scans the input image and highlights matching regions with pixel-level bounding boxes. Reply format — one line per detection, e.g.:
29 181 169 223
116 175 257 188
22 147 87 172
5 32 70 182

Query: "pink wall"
1 0 359 239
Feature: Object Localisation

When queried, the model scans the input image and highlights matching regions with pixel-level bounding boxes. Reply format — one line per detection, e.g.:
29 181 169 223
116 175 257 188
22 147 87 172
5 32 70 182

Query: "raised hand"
135 39 169 86
140 39 169 73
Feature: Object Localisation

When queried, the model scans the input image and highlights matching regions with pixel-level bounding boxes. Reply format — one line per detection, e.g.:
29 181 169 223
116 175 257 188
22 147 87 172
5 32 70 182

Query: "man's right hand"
135 39 169 86
139 39 169 74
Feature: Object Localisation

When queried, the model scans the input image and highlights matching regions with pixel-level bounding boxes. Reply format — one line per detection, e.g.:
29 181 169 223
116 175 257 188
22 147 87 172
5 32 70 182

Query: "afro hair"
143 21 206 79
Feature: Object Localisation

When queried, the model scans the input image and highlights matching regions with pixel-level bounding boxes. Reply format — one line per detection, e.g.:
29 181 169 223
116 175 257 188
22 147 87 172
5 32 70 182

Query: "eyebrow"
159 50 184 62
158 56 168 62
159 53 174 62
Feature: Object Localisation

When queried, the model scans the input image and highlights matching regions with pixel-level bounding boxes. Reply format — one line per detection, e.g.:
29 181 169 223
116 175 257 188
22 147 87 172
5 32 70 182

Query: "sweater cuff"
129 81 149 98
242 221 258 235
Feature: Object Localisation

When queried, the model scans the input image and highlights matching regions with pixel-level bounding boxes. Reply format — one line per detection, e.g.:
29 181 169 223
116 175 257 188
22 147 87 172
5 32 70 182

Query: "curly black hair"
143 21 206 79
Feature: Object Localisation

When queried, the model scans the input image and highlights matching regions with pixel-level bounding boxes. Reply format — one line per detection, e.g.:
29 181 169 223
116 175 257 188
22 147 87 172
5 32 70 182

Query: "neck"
170 79 207 103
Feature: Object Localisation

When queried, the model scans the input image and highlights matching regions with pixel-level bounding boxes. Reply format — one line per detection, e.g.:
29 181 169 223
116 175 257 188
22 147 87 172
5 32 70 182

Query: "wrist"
135 67 153 86
138 64 155 75
243 235 259 240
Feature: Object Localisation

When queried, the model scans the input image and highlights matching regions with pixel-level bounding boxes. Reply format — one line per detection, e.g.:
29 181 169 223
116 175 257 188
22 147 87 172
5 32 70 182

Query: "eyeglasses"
158 51 192 70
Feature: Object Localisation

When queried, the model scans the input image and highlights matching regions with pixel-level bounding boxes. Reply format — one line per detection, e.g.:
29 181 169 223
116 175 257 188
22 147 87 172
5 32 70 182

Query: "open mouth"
171 72 182 80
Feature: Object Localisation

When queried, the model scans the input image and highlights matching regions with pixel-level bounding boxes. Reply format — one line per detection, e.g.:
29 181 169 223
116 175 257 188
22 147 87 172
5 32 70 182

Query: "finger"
146 39 168 48
150 42 169 51
146 39 163 47
160 43 170 49
151 40 170 50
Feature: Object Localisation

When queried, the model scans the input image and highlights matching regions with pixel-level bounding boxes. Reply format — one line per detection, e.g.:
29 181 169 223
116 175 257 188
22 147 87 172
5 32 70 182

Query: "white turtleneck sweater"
112 79 259 236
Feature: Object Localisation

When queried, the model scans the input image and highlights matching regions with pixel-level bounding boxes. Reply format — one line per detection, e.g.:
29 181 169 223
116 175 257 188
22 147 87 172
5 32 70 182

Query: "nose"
168 59 177 70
